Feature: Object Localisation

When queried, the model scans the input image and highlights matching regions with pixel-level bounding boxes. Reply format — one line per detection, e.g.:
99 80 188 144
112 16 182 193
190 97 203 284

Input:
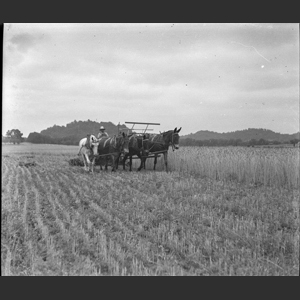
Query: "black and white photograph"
2 23 299 276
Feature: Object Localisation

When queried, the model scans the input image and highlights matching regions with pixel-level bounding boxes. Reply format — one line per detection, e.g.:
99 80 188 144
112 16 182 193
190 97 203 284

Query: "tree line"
26 132 78 145
2 129 24 144
18 134 300 147
180 138 300 147
2 130 78 145
2 129 300 147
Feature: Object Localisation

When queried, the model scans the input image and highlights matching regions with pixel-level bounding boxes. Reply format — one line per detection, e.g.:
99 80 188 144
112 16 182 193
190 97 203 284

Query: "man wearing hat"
97 126 109 139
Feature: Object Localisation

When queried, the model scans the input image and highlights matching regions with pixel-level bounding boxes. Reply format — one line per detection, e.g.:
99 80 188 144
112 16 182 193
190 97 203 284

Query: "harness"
141 136 150 152
148 132 179 152
97 135 127 157
132 134 149 152
170 132 179 151
104 137 113 148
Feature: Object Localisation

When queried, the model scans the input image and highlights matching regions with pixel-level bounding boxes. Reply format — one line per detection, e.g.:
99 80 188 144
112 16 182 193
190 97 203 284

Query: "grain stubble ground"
1 144 299 275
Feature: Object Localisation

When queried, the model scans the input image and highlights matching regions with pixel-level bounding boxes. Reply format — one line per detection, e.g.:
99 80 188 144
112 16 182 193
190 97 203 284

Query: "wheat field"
1 143 299 275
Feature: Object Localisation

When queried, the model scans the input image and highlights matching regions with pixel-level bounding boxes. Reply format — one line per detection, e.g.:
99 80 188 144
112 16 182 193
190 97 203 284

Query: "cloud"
9 33 38 53
235 68 299 92
2 24 299 137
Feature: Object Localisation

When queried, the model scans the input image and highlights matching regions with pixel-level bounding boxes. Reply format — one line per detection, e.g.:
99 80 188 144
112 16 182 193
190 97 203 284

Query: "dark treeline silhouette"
25 120 129 145
2 129 24 144
23 134 300 147
27 132 79 145
40 120 128 140
180 138 300 147
183 128 299 143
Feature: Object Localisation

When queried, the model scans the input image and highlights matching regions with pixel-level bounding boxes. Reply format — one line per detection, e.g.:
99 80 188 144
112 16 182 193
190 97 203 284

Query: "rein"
96 152 120 157
139 136 150 151
113 136 128 152
170 133 178 151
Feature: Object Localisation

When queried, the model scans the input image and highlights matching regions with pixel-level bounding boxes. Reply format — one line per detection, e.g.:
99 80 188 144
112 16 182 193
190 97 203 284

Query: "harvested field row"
1 144 299 275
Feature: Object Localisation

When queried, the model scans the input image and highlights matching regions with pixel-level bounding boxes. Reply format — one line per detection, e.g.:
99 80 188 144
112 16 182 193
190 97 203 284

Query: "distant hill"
26 120 130 145
27 122 299 146
181 128 300 142
40 120 129 141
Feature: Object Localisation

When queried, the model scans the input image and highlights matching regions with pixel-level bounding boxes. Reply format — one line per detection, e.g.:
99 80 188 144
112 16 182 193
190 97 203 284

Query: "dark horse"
120 133 150 171
96 132 129 172
144 127 181 172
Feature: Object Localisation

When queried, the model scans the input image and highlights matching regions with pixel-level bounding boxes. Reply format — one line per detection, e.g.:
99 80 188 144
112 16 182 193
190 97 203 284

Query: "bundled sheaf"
68 158 84 166
18 161 37 167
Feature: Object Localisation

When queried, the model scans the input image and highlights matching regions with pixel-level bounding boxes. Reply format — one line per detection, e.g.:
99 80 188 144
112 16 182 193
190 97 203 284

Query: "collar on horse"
149 131 178 152
102 135 125 154
85 134 98 160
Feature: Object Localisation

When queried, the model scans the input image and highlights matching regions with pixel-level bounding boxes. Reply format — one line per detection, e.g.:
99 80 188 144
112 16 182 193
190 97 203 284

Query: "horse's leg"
82 154 86 171
115 154 119 171
153 155 157 170
164 152 168 172
87 155 92 172
104 157 108 170
111 155 116 172
116 153 121 170
122 153 128 170
142 150 148 170
98 158 103 171
78 146 83 156
84 154 91 172
129 155 133 171
137 154 143 171
91 157 96 173
82 154 88 171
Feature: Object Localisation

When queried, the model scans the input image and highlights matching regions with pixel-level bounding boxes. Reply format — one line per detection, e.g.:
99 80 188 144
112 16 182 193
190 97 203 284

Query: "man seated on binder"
97 126 109 139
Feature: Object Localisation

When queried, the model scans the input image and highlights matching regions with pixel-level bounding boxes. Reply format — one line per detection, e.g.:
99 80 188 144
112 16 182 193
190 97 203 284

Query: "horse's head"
117 132 129 154
172 127 181 149
163 127 181 150
90 135 98 143
90 135 99 156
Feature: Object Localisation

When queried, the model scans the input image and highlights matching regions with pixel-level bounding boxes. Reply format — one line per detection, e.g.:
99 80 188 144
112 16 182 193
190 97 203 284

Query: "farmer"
97 126 109 139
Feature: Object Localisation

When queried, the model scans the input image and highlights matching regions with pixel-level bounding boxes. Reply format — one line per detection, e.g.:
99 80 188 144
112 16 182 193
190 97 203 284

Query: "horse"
78 134 99 173
96 132 129 172
120 133 150 171
144 127 181 172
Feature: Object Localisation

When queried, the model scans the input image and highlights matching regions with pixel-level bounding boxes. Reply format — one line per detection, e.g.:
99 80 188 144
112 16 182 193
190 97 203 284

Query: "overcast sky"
3 23 299 137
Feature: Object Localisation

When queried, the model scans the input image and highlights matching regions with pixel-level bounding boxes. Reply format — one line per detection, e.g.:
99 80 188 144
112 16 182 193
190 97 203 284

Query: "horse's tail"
78 138 86 155
77 146 82 156
86 134 91 149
